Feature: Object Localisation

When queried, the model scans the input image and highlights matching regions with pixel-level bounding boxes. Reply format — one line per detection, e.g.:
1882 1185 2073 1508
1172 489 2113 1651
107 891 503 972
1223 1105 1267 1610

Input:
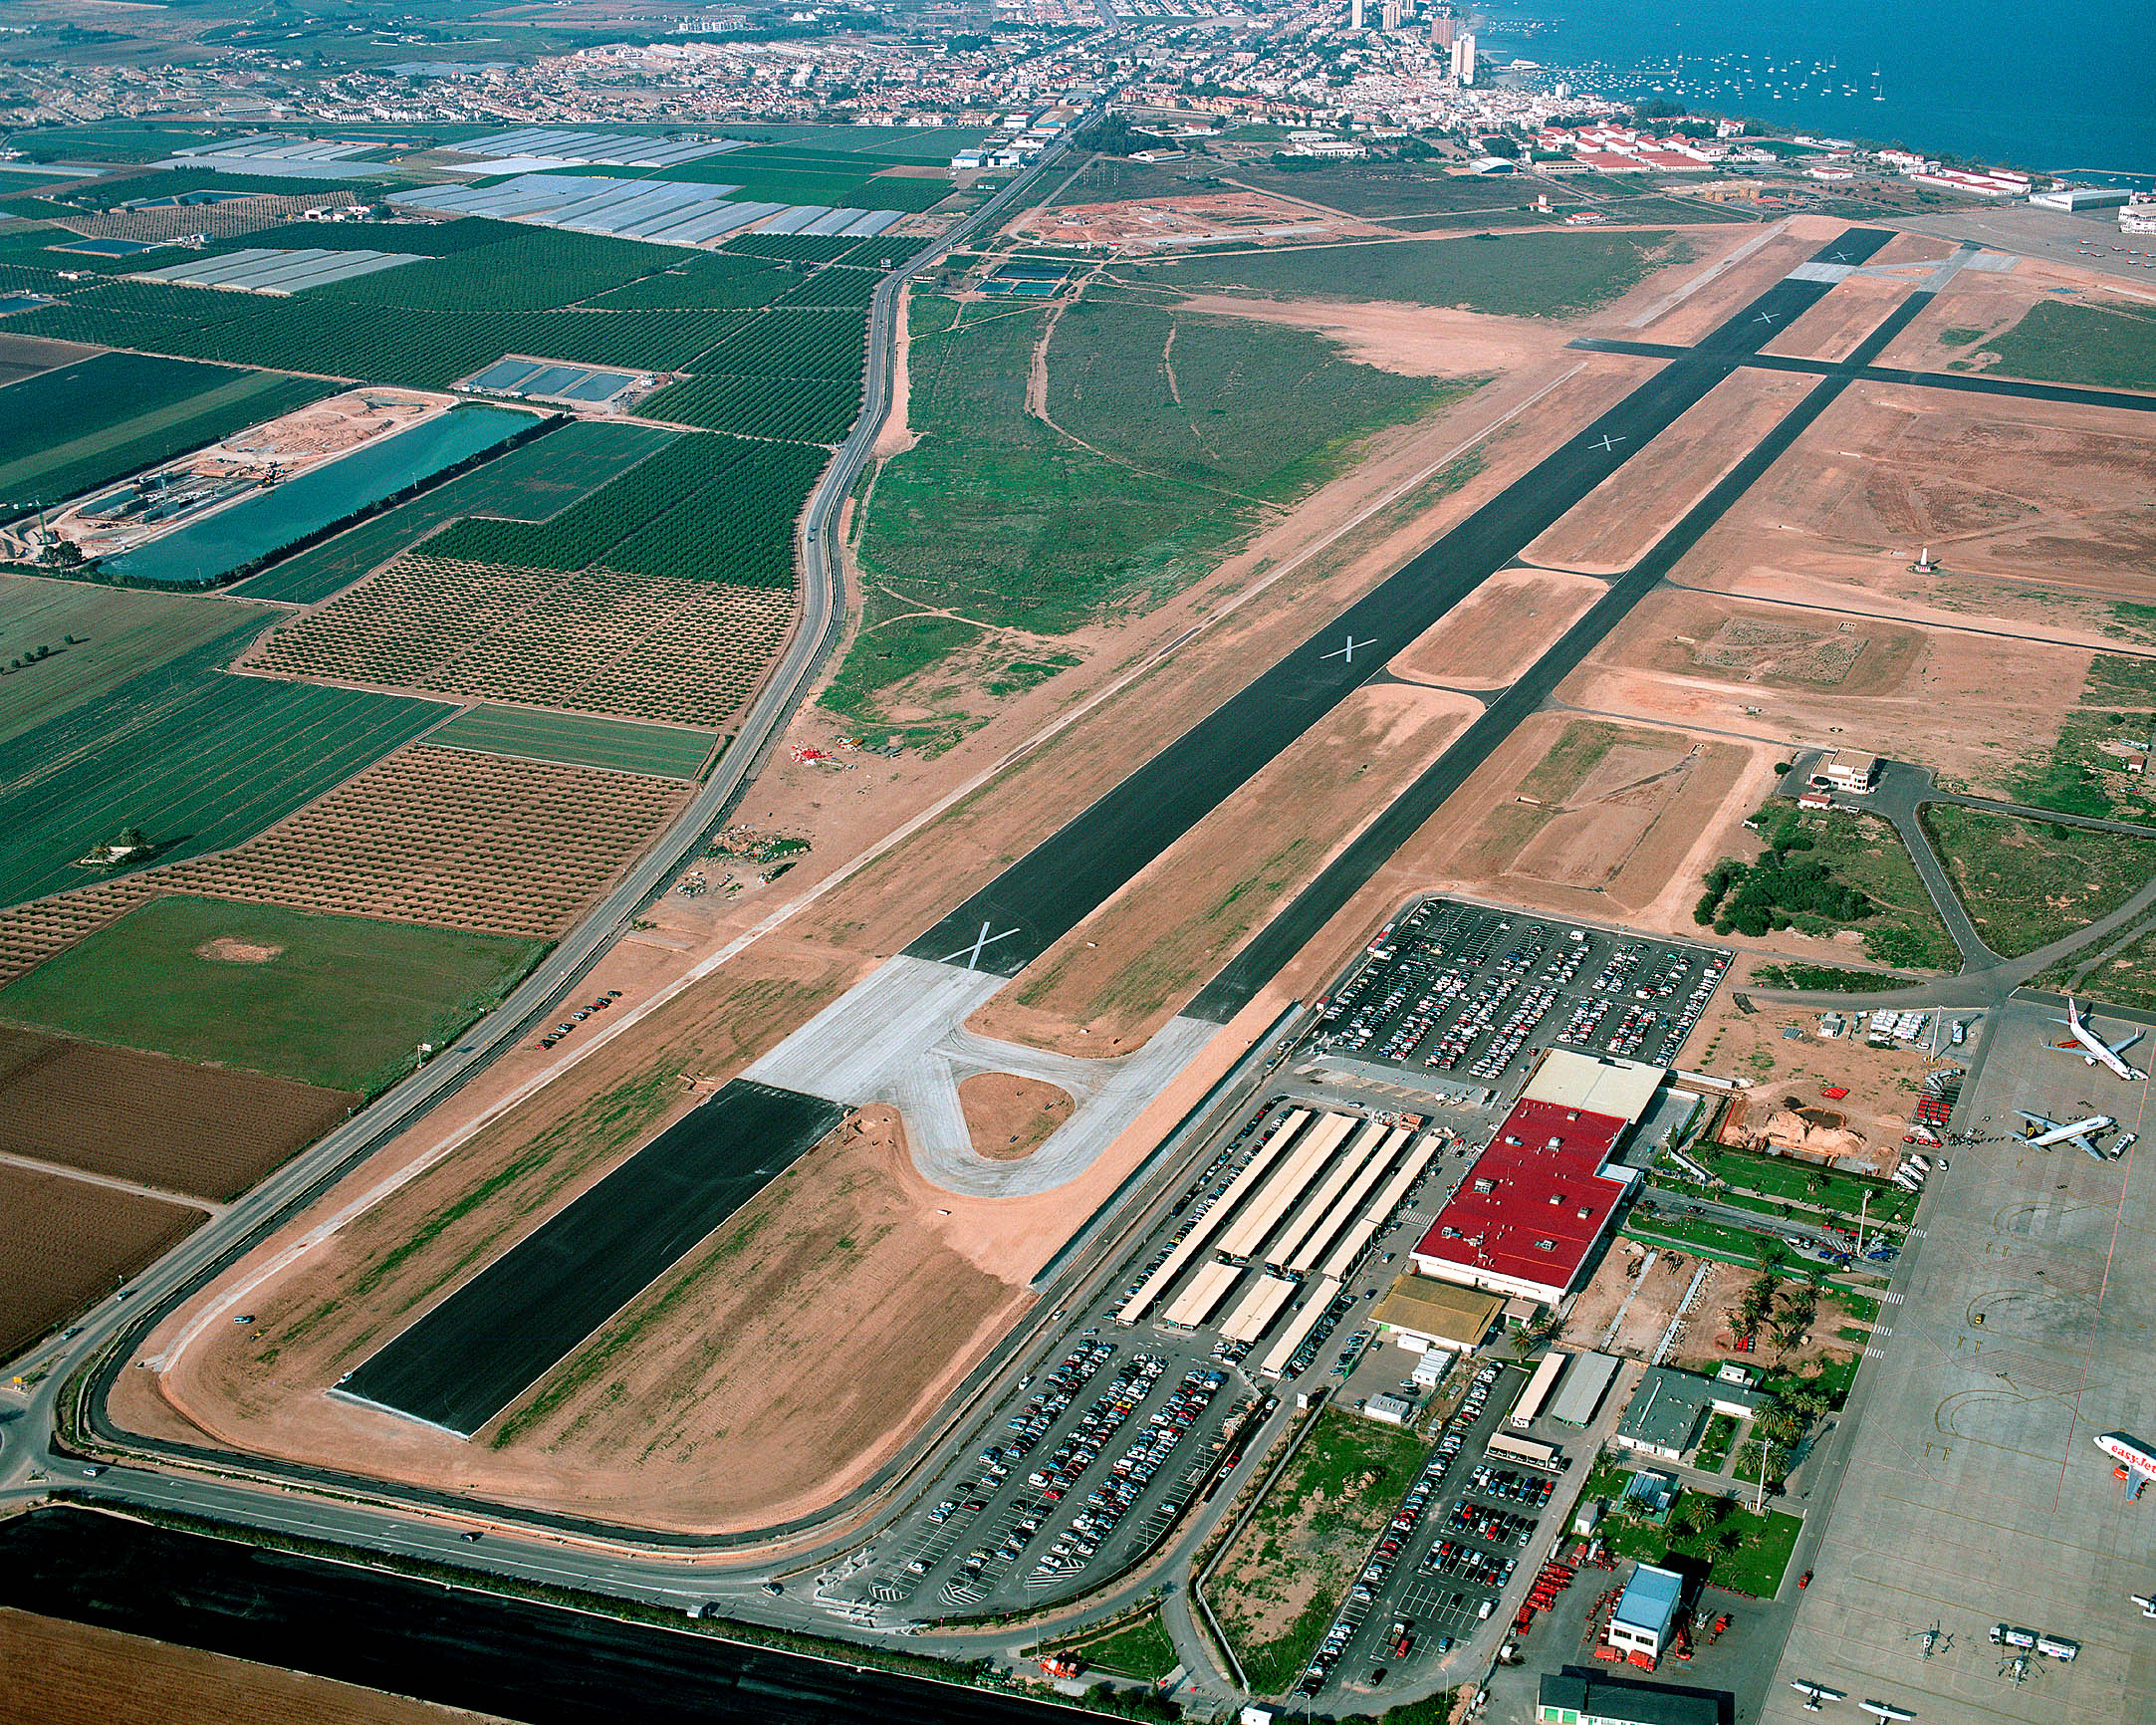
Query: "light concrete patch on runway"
743 955 1222 1198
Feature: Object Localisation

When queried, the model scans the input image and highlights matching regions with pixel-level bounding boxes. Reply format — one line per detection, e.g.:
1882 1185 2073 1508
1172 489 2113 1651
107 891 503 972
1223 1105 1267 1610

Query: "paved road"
1756 755 2156 1011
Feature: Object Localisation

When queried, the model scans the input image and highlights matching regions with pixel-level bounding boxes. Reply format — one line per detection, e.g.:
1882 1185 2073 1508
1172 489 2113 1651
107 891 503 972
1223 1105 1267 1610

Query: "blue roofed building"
1608 1562 1685 1661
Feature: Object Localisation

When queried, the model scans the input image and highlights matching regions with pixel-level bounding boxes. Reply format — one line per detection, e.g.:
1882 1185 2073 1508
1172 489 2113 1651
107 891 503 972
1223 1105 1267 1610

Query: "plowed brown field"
0 1028 353 1201
0 1164 199 1356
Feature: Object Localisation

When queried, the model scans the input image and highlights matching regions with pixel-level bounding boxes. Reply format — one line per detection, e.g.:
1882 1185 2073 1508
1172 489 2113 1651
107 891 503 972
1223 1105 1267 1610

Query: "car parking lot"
1300 1357 1575 1699
1315 899 1730 1092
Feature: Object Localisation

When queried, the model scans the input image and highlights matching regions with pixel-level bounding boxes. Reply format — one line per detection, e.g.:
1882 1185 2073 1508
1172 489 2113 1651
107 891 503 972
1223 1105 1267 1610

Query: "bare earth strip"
1385 567 1605 691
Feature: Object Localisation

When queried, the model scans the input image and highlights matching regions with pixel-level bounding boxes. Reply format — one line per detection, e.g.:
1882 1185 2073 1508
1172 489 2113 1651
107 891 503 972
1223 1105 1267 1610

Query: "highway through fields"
0 125 1089 1532
905 228 1900 980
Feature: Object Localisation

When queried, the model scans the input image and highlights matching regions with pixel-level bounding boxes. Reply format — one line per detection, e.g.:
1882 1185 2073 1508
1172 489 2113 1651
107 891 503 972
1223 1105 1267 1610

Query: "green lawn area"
428 704 716 779
1623 1213 1787 1272
1113 229 1692 318
1699 804 1959 970
231 419 679 606
1695 1143 1915 1226
1210 1406 1428 1695
0 352 334 512
1054 1609 1180 1682
0 895 545 1094
1589 1480 1801 1599
1748 962 1906 991
0 631 447 908
1983 298 2156 392
1694 1412 1740 1472
1922 805 2156 957
0 577 266 750
1221 161 1555 218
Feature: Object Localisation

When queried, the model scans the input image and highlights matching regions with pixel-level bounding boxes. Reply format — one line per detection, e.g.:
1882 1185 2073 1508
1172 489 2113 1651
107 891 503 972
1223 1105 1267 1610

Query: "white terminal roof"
1521 1048 1665 1125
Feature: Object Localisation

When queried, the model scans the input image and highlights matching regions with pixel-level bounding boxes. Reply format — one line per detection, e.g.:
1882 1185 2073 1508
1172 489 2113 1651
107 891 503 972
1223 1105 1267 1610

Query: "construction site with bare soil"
82 199 2156 1568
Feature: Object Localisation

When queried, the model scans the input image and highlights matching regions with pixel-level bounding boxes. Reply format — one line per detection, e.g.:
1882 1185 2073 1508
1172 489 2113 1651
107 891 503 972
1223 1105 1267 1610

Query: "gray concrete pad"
742 955 1223 1198
1761 998 2156 1724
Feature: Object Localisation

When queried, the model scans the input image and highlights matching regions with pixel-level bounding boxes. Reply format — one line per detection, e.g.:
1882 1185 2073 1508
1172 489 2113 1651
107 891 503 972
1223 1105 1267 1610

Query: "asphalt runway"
1187 286 1941 1023
904 229 1896 980
0 1508 1074 1725
343 1081 844 1436
1572 335 2156 412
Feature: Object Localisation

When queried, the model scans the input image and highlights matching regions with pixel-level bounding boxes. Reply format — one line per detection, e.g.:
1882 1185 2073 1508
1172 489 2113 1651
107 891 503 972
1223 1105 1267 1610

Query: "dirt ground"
1876 253 2155 374
106 226 1871 1532
0 1027 353 1202
1685 984 1946 1168
1389 711 1761 926
0 1606 501 1725
1594 588 1929 699
1760 271 1921 364
1715 381 2156 596
1524 367 1822 574
970 682 1481 1056
959 1072 1073 1160
1174 292 1569 380
1011 191 1386 251
1565 590 2092 802
1630 216 1845 346
1562 1241 1737 1360
1387 567 1605 690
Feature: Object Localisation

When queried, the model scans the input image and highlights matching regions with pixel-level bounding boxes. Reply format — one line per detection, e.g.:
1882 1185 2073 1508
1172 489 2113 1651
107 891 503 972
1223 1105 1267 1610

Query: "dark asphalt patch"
343 1080 845 1437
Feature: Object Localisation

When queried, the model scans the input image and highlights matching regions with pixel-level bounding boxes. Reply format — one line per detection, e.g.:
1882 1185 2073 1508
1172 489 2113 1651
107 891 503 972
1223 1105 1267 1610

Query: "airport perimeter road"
0 129 1086 1489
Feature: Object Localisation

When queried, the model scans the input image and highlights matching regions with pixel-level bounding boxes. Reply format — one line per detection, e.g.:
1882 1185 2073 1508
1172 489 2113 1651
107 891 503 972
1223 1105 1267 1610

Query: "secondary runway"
344 1081 843 1436
903 228 1898 979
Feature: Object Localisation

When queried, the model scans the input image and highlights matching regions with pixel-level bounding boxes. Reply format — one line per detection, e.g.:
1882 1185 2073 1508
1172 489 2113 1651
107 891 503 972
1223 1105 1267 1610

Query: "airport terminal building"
1409 1052 1663 1306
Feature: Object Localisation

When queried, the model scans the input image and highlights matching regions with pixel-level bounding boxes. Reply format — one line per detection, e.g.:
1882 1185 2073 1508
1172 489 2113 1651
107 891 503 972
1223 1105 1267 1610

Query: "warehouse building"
1538 1668 1717 1725
1612 1365 1768 1461
1548 1350 1621 1426
1371 1275 1504 1354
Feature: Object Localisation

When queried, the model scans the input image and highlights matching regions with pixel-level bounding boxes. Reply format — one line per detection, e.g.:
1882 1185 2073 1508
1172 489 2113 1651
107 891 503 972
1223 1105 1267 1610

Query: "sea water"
1480 0 2155 177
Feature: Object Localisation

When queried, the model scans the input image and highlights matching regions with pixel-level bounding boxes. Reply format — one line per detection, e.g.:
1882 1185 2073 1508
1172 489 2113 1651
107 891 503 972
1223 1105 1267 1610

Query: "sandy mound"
959 1072 1075 1161
194 938 283 964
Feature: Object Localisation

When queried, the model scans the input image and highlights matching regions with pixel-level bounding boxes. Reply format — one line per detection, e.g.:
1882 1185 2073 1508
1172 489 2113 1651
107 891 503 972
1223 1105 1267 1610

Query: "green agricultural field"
1922 805 2156 957
0 578 264 750
8 282 753 392
1982 298 2156 392
0 353 335 512
428 704 716 778
0 632 447 908
0 895 543 1094
313 223 686 313
231 420 678 605
1049 156 1209 207
643 371 862 444
584 252 794 311
1115 229 1691 318
423 430 821 587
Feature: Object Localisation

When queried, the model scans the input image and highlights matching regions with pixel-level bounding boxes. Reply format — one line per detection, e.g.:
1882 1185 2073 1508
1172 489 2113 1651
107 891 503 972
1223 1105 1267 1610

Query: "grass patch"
0 628 445 907
1694 1411 1739 1472
1623 1214 1789 1271
427 705 716 778
1056 1609 1180 1683
1587 1478 1801 1599
1984 298 2156 391
1922 804 2156 957
1693 1144 1915 1226
1697 803 1959 970
2037 918 2156 1014
2007 652 2156 823
1114 229 1691 319
1211 1406 1427 1695
0 894 544 1094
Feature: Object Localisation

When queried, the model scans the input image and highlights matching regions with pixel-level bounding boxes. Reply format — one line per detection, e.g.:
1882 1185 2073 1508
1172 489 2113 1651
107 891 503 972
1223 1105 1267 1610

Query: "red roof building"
1410 1099 1632 1306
